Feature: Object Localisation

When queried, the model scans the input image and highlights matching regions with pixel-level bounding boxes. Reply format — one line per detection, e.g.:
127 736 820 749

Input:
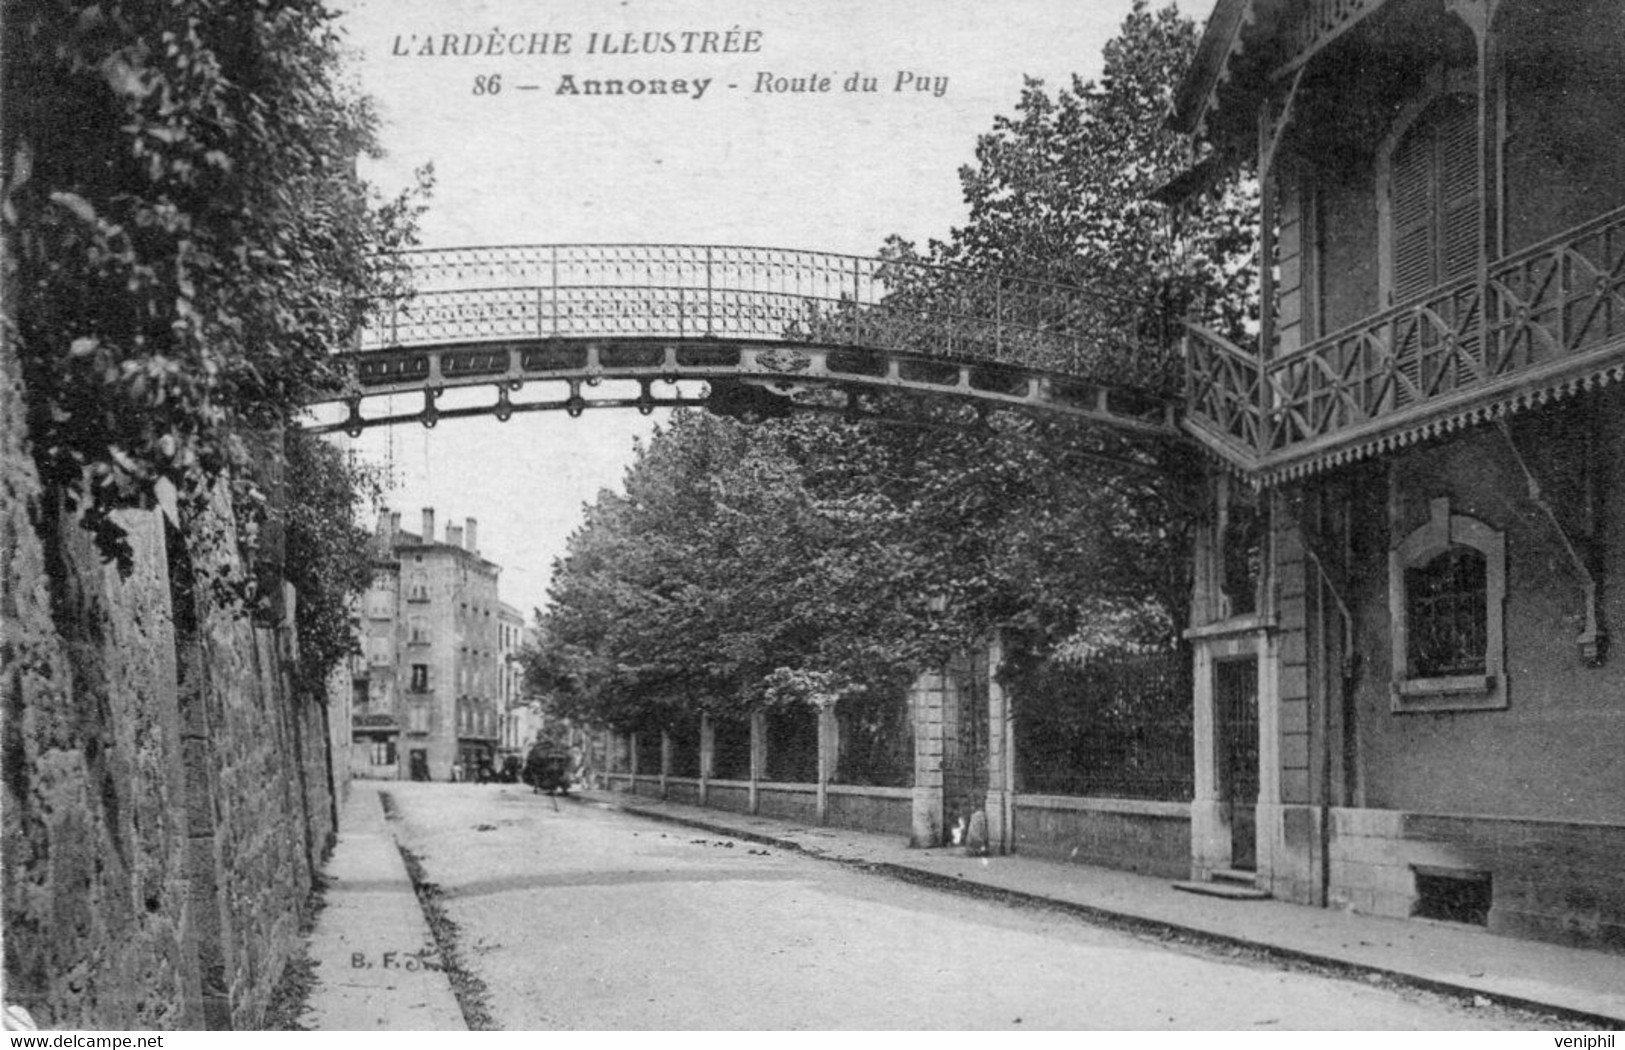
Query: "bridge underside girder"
311 337 1180 440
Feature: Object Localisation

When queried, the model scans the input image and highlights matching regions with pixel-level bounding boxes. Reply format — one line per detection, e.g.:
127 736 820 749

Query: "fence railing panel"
1012 649 1193 802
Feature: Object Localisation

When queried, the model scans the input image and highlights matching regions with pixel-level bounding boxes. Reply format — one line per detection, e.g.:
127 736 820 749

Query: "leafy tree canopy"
282 428 383 697
526 2 1253 730
3 0 431 568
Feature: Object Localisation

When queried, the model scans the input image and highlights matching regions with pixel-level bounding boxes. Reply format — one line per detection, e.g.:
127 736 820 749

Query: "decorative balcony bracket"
1495 420 1606 666
1441 0 1502 46
1294 517 1358 681
1258 66 1306 187
1272 0 1391 81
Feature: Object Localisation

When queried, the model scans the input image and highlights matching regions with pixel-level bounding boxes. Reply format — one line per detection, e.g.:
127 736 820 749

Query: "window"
1389 497 1506 711
369 739 396 767
410 664 429 692
408 571 429 602
365 587 393 619
1405 546 1486 677
1381 89 1479 306
408 616 430 645
408 703 429 734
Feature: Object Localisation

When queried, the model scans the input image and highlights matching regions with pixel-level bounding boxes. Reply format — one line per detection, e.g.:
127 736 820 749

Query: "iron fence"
634 728 663 775
763 703 818 784
1012 648 1193 801
363 243 1163 385
668 714 701 778
711 716 752 781
834 691 913 788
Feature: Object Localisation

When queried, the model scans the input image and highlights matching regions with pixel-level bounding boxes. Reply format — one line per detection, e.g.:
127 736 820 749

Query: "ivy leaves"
4 0 430 565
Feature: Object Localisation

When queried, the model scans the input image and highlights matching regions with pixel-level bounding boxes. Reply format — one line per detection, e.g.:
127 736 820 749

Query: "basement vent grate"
1412 866 1492 926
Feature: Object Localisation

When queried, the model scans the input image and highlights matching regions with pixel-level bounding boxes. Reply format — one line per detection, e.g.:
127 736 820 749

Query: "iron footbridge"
314 244 1181 438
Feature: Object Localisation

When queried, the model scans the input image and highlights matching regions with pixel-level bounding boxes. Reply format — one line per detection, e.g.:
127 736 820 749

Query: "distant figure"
450 761 463 783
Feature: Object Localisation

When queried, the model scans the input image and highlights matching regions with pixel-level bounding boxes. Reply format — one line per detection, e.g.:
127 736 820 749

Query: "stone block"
1279 729 1310 771
1280 766 1311 805
1279 629 1308 666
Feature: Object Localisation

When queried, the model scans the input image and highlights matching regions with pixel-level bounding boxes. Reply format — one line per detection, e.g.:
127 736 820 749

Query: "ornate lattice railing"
363 243 1162 385
1184 323 1265 456
1186 204 1625 472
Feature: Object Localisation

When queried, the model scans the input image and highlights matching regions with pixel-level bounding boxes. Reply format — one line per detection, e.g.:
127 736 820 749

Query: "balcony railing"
1186 204 1625 476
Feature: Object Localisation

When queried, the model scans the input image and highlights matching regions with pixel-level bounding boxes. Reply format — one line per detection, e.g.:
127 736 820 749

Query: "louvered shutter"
1437 96 1480 282
1387 93 1481 402
1390 126 1435 304
1436 96 1481 389
1389 120 1435 404
1388 93 1480 303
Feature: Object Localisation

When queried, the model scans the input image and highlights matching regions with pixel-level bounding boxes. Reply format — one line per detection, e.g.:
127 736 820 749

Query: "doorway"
409 748 430 782
1215 659 1259 871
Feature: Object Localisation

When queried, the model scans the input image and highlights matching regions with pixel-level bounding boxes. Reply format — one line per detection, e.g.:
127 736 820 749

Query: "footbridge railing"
316 243 1181 437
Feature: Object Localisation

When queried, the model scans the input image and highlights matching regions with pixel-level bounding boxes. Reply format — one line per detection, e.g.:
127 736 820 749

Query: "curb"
601 797 1623 1030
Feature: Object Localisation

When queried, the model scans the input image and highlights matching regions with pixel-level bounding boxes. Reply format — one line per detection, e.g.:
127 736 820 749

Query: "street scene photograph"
2 0 1623 1036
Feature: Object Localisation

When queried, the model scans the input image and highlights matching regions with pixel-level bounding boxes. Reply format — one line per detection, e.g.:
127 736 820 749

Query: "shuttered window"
1388 94 1479 304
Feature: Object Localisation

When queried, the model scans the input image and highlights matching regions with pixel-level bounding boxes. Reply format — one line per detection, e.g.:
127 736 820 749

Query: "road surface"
377 782 1528 1030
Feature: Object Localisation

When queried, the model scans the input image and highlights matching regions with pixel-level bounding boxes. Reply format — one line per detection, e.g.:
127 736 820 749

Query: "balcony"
1185 205 1625 482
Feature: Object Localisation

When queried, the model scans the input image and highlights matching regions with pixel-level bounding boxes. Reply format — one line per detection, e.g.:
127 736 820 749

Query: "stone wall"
755 784 817 824
2 343 337 1028
1013 796 1191 879
1329 809 1625 952
825 788 913 837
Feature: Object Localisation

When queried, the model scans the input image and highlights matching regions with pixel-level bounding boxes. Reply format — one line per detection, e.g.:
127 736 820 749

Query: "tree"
3 0 431 568
532 2 1254 729
884 0 1256 390
281 429 382 697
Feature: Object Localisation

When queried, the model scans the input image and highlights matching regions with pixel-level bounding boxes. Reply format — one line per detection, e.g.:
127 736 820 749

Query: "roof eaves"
1169 0 1255 135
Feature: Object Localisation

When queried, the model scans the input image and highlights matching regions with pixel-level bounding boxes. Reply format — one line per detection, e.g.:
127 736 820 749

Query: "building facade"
351 507 504 781
498 605 546 763
1172 0 1624 949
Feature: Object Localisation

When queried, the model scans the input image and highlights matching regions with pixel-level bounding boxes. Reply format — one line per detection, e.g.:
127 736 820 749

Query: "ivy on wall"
2 0 429 571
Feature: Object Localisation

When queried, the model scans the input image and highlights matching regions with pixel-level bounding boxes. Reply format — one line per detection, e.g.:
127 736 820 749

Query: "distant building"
498 604 545 760
351 507 504 781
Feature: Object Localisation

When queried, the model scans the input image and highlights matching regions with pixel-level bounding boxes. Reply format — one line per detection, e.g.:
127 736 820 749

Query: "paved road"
380 782 1520 1030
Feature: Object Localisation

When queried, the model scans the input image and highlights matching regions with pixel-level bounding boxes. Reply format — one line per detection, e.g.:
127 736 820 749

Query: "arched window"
1389 497 1506 711
1379 88 1481 306
1404 545 1487 677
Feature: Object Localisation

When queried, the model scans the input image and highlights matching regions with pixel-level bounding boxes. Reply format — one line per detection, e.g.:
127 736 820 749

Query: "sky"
325 0 1208 620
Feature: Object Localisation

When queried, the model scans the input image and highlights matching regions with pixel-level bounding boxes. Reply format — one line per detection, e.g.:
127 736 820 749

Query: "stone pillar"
910 666 947 847
816 702 838 825
749 710 766 814
660 729 672 799
1189 643 1224 879
629 731 640 789
984 633 1015 855
699 713 714 806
